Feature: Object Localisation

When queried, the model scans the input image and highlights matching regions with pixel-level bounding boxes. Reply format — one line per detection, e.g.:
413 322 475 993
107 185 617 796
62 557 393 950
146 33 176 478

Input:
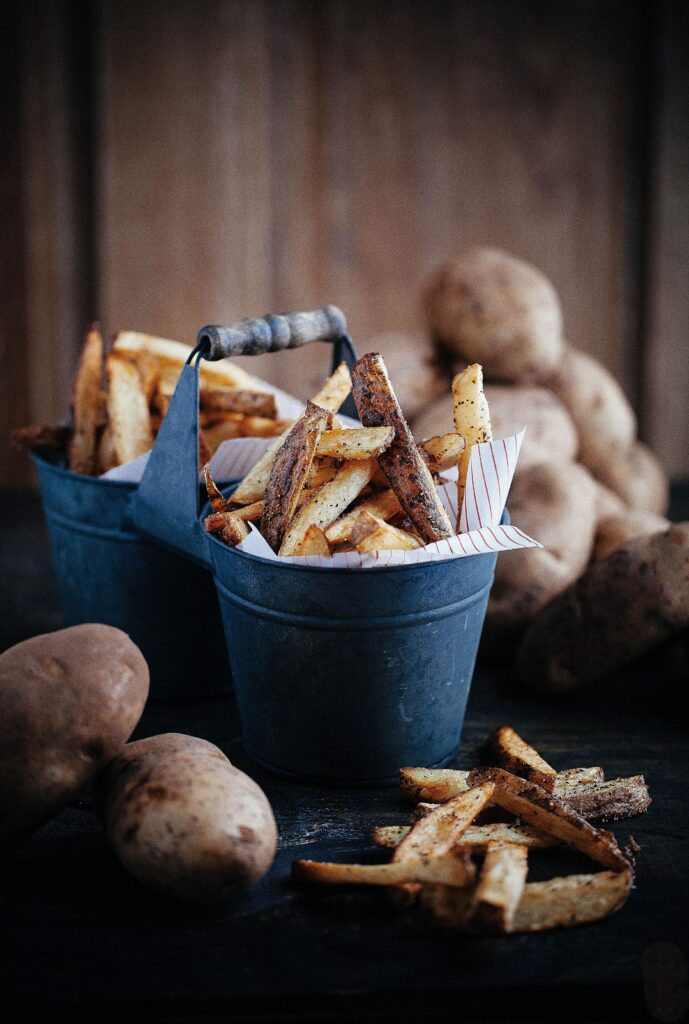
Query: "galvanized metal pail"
31 449 231 702
129 306 503 783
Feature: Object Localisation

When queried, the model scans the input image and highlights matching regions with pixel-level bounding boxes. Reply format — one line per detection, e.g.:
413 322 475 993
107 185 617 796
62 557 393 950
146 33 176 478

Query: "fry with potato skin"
452 363 492 515
317 426 394 460
487 725 557 792
279 459 376 557
466 767 629 870
106 354 154 465
351 353 453 542
200 388 277 419
394 783 495 865
372 821 558 851
69 325 104 475
203 465 230 513
418 433 466 472
292 852 475 888
469 841 529 932
261 402 332 551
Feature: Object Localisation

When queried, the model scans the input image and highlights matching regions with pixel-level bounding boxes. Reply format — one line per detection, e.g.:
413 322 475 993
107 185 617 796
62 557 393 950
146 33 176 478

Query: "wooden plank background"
2 0 687 485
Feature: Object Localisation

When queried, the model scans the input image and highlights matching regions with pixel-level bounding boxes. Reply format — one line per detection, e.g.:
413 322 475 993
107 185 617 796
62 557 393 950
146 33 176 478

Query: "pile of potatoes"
0 625 277 901
372 247 684 692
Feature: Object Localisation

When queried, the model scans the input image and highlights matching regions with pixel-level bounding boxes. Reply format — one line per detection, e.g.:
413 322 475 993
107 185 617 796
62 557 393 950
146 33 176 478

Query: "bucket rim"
206 508 508 576
31 451 137 492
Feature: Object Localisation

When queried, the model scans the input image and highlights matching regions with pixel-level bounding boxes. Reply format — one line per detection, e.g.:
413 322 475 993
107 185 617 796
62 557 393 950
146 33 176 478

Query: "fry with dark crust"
200 387 277 419
351 353 453 542
487 725 557 792
69 325 104 475
203 465 230 513
261 402 332 551
563 775 651 822
466 767 629 870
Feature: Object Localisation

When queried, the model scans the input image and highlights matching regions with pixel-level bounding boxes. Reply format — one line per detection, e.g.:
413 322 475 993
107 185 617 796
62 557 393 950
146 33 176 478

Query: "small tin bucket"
31 450 231 703
129 307 503 783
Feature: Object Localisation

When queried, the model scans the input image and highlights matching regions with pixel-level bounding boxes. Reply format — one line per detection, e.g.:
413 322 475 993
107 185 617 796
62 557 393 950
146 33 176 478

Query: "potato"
593 479 627 521
594 510 670 561
423 248 564 383
367 332 448 421
548 345 636 475
97 733 277 903
518 524 689 692
484 384 578 470
484 463 598 649
0 625 149 850
593 440 669 516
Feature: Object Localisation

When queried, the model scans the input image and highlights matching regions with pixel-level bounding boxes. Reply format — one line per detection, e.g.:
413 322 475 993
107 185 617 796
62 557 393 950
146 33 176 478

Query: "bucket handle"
128 306 357 569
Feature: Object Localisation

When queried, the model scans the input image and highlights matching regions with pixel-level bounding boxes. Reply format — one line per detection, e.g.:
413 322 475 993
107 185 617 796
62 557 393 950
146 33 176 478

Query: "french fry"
106 354 153 465
372 822 558 852
203 419 243 452
69 326 104 475
279 460 376 557
113 331 265 390
204 511 250 546
97 425 117 474
399 767 471 803
305 460 341 491
231 363 352 505
418 433 466 472
292 525 331 557
228 500 264 522
563 775 651 822
422 869 633 933
452 363 492 517
324 490 401 544
351 353 454 542
510 869 633 933
393 784 495 865
292 852 475 889
134 350 160 406
554 767 605 789
317 426 394 460
200 388 277 419
350 511 422 553
203 465 229 513
261 402 332 551
238 415 286 438
487 726 557 792
468 841 529 932
466 768 629 870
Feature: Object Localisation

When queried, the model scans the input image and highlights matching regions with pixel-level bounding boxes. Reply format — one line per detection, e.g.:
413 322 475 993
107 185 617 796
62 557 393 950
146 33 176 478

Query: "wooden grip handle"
197 305 347 361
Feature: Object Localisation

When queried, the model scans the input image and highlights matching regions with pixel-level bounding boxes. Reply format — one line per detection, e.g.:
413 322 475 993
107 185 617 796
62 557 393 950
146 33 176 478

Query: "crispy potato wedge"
394 784 495 864
292 852 475 888
306 459 341 490
452 363 492 514
228 499 264 523
468 841 529 932
422 869 633 933
279 459 376 557
373 821 558 851
399 767 471 803
106 354 153 465
113 331 264 390
203 465 230 513
204 511 250 546
292 524 331 557
487 726 557 792
555 767 605 789
317 426 394 460
201 388 277 419
261 403 331 551
466 768 629 870
134 350 160 406
231 364 351 505
350 511 422 553
11 424 71 457
351 353 453 542
324 489 402 544
418 433 466 472
239 415 287 438
563 775 651 822
69 325 104 475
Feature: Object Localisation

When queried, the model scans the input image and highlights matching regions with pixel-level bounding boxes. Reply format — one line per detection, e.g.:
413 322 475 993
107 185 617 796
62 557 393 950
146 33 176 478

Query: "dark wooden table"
1 490 688 1023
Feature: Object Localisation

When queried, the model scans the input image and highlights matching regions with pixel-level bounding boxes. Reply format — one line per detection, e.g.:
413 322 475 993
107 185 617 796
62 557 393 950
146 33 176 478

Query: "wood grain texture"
642 1 689 477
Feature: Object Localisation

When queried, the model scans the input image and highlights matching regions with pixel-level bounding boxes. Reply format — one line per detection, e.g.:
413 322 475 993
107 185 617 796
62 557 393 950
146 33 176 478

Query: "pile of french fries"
12 327 290 476
292 727 650 934
204 353 489 556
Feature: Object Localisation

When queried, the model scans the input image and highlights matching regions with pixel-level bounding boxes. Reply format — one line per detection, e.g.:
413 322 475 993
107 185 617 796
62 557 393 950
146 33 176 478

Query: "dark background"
2 0 688 487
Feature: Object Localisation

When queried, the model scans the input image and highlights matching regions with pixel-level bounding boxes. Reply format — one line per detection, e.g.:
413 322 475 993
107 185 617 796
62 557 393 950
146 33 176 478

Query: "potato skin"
484 463 598 650
97 734 277 903
548 346 636 475
593 440 669 516
0 624 149 850
518 524 689 692
594 510 669 561
485 384 578 470
423 248 564 383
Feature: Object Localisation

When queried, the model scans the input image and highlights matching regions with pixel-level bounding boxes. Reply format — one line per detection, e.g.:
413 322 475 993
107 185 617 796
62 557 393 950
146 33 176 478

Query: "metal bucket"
32 456 231 702
129 307 502 782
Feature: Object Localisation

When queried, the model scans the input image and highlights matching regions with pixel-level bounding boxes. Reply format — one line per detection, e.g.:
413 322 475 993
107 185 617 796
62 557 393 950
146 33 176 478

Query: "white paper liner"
233 428 540 569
